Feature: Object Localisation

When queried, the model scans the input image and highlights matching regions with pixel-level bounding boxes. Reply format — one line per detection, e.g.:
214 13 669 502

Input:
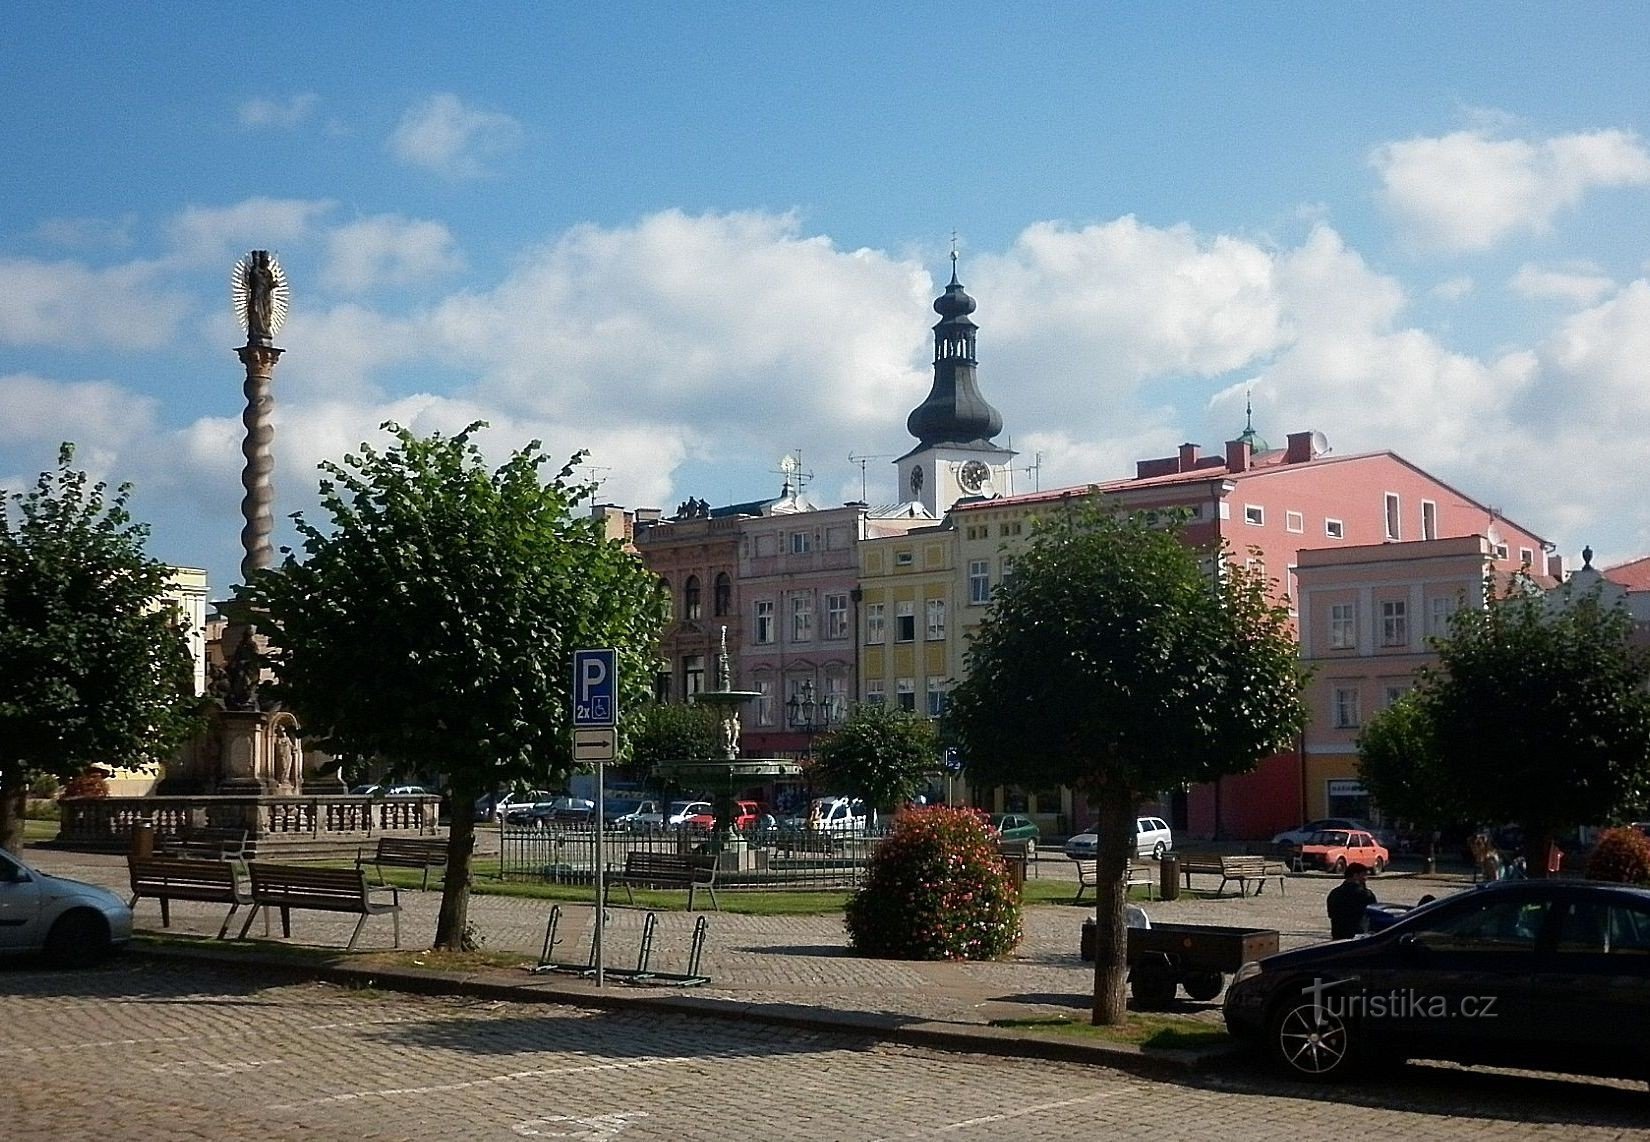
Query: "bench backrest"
248 863 369 904
623 852 712 876
1220 855 1267 874
375 837 448 860
129 855 241 892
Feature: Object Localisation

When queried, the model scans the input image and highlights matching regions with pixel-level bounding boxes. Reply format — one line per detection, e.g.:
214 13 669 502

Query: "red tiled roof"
1604 555 1650 591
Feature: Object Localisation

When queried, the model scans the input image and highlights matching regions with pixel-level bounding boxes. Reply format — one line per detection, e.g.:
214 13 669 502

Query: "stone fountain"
655 628 801 869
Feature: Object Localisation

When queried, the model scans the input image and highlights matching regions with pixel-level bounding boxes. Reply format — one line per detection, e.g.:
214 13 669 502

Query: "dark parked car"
1223 880 1650 1084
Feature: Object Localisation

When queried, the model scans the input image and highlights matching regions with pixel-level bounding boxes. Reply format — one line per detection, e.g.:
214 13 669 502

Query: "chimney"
1285 431 1314 464
1177 443 1200 472
1224 439 1251 473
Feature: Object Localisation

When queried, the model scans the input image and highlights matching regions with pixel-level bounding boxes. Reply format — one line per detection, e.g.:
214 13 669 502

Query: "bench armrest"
366 883 400 906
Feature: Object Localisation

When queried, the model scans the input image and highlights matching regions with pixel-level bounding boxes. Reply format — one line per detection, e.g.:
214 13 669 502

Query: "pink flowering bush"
1587 827 1650 885
844 806 1022 961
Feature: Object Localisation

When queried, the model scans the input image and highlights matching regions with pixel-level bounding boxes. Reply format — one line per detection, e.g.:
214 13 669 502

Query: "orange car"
1296 828 1390 874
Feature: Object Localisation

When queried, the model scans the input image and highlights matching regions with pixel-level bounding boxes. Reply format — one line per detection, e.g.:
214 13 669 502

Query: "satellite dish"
779 455 797 474
1310 430 1331 456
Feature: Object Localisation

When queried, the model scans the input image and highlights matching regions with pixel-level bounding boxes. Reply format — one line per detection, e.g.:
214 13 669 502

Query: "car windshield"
1309 831 1350 846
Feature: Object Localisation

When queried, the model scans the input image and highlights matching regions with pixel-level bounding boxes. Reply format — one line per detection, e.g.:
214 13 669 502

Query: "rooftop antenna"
578 463 612 505
1018 450 1044 492
847 451 892 501
774 452 814 496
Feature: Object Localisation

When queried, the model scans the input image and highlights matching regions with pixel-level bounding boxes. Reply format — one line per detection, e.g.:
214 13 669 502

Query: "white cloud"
321 215 465 293
32 215 136 250
0 257 190 349
1372 128 1650 252
1508 262 1615 306
386 94 522 179
0 373 162 448
167 197 334 268
1430 276 1474 302
237 93 319 130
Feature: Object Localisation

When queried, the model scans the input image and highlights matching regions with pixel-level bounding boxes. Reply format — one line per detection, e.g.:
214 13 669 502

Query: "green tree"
1417 575 1650 876
627 701 720 774
948 502 1305 1024
812 701 939 813
0 445 199 852
242 423 667 950
1357 693 1451 871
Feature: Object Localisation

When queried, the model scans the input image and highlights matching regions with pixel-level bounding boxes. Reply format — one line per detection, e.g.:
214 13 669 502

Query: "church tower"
895 251 1015 514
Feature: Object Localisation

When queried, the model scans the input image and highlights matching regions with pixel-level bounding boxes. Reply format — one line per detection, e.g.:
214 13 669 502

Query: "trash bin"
1005 854 1025 892
1159 853 1180 900
130 819 155 860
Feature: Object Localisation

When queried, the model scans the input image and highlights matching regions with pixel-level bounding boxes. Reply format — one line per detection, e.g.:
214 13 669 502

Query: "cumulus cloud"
1372 128 1650 252
386 94 522 179
0 373 162 447
0 257 190 349
1508 262 1615 306
1430 276 1474 302
237 93 319 130
321 215 465 293
167 197 334 268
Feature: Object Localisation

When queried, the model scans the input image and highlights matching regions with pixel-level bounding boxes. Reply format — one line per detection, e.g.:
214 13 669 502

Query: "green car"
990 813 1041 852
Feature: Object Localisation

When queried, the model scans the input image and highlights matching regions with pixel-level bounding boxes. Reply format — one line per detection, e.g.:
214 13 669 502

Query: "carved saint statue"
224 634 261 711
231 249 290 343
274 724 300 787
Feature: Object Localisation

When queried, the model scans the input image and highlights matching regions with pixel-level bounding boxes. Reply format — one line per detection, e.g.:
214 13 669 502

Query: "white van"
807 796 876 834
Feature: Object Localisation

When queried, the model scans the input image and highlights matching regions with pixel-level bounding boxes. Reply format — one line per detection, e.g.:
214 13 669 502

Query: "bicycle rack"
529 907 710 986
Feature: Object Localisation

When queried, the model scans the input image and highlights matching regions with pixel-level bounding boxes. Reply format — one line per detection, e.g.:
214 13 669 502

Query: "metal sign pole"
594 754 604 988
573 648 619 991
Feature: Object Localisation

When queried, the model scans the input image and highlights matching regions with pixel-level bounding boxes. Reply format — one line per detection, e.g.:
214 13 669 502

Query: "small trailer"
1081 920 1280 1006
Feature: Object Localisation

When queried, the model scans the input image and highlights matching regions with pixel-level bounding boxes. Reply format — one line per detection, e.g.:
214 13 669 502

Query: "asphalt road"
3 959 1645 1141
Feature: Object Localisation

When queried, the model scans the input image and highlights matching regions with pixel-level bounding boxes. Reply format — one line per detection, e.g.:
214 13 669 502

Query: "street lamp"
786 679 827 758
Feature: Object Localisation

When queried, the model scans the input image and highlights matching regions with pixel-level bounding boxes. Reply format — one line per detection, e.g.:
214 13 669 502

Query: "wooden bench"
998 840 1037 881
605 852 719 911
159 828 250 861
1179 854 1287 897
238 863 400 950
128 855 252 939
1070 858 1156 903
358 836 450 890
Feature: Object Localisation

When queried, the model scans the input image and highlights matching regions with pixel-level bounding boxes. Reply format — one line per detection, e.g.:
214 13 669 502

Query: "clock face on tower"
958 460 992 494
909 466 924 495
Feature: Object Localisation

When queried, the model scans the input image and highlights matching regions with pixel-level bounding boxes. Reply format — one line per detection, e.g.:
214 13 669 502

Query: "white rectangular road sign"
573 727 616 763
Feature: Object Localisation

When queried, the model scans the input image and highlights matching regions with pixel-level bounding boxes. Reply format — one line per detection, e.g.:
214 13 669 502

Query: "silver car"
1064 815 1174 860
0 847 133 966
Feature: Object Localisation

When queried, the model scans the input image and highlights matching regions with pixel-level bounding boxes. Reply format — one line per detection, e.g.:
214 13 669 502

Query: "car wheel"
1181 970 1224 1002
1333 857 1347 875
1152 841 1166 861
1270 993 1356 1080
44 909 112 969
1373 858 1385 875
1130 959 1178 1008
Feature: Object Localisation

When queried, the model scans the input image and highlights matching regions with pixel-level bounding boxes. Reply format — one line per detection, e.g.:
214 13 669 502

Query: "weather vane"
230 250 290 345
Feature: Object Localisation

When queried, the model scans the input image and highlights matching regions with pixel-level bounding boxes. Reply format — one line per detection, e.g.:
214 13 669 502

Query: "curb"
125 940 1237 1082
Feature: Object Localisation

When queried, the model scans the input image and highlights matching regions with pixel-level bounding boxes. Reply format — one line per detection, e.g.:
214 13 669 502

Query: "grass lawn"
988 1013 1231 1050
22 818 59 843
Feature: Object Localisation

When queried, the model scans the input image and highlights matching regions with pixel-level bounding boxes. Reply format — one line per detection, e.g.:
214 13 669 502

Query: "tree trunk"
0 764 25 855
1424 834 1437 876
1091 792 1135 1025
1525 828 1558 880
433 787 478 950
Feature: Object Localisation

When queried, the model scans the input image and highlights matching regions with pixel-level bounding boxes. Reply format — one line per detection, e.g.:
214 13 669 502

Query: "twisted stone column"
235 343 283 581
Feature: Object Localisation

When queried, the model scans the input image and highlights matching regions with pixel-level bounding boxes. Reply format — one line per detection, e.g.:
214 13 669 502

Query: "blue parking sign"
573 648 618 728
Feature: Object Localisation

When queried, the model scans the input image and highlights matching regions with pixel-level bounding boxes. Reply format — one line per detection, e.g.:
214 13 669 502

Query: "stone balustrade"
59 794 441 848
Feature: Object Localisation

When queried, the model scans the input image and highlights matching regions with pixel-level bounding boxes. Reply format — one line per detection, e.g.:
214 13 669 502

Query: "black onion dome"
933 272 977 319
905 263 1004 447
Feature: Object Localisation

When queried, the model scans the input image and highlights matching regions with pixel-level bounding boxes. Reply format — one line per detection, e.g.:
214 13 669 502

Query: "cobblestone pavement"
3 959 1646 1141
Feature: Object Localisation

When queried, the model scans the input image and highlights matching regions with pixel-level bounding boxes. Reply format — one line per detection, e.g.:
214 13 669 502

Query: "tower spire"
904 253 1003 448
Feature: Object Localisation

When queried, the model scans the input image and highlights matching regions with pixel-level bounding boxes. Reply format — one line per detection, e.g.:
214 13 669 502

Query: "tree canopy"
628 701 721 776
1413 575 1650 868
947 500 1305 1022
1357 692 1451 866
0 445 199 852
243 422 667 947
812 701 938 812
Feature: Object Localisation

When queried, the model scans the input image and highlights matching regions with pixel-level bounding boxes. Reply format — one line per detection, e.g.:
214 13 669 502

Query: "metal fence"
496 823 890 890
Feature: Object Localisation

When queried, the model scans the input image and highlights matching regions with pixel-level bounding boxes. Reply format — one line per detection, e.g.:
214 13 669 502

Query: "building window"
1421 500 1438 541
1328 603 1355 649
713 573 731 617
1429 596 1456 637
968 559 991 604
1333 685 1361 729
683 655 705 699
925 598 946 640
866 679 885 705
1384 493 1401 541
965 524 987 541
1519 547 1534 567
824 593 849 640
1382 683 1409 708
866 603 885 644
684 575 702 621
1244 504 1264 526
1001 521 1023 537
790 593 813 642
754 599 774 645
896 677 916 712
755 678 774 726
1494 541 1510 560
1325 518 1345 540
1380 599 1408 647
824 673 848 723
895 601 916 642
895 551 914 567
926 678 947 717
790 530 812 555
999 555 1015 584
1285 510 1304 534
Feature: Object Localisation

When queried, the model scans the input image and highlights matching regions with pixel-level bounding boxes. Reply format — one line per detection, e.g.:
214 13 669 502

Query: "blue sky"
4 3 1650 594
